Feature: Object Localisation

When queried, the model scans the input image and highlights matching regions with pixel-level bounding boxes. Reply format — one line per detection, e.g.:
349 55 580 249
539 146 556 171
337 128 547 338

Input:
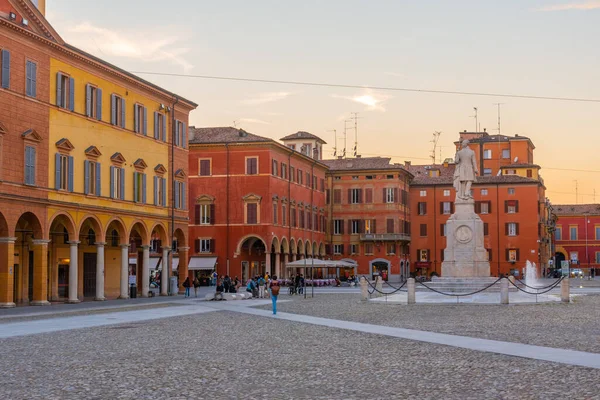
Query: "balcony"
360 233 411 242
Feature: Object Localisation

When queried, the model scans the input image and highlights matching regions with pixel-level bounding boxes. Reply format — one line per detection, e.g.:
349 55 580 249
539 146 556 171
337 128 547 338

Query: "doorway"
58 264 69 298
371 260 390 281
83 253 97 297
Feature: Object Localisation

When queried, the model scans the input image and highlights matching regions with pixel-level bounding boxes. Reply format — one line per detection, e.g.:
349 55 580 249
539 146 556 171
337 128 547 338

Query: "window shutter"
154 112 159 139
372 219 377 234
358 189 363 203
210 204 215 224
487 201 492 213
56 72 63 106
475 202 481 214
182 122 186 148
174 181 180 209
516 249 520 261
382 188 386 203
24 147 31 184
174 121 179 146
1 50 9 89
68 77 75 111
340 220 345 235
26 61 31 95
110 166 115 198
162 115 167 142
515 223 519 235
31 62 37 97
439 202 444 214
133 172 139 202
134 104 139 133
246 158 251 174
85 84 92 117
210 239 215 253
340 244 344 255
154 176 159 206
194 205 200 224
348 189 352 204
28 147 36 185
451 202 455 214
120 98 126 128
515 200 519 213
119 168 125 200
96 162 101 196
84 160 90 194
505 223 509 235
142 173 147 204
161 178 167 206
96 88 102 120
143 107 148 136
424 203 427 215
182 183 186 210
67 156 74 192
504 201 508 213
388 219 395 234
505 249 510 261
110 94 116 125
194 239 200 253
426 249 430 261
394 188 399 203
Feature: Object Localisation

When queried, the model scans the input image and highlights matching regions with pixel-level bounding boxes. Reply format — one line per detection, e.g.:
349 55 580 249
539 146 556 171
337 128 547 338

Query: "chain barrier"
361 276 407 296
416 277 503 297
507 276 564 295
513 276 564 290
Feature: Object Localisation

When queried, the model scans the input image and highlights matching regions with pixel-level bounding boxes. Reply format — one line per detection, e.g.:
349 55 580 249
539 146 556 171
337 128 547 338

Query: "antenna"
471 107 478 132
350 112 361 157
343 119 352 158
574 180 578 204
493 103 504 134
328 129 337 157
233 120 239 129
430 131 442 164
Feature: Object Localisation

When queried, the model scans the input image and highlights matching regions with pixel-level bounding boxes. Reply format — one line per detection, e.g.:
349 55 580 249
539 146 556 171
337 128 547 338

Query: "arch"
312 241 318 257
105 217 127 246
319 242 326 257
280 237 289 254
270 236 280 253
149 222 169 245
235 234 267 255
305 241 312 256
0 211 8 237
289 238 296 254
370 258 391 280
77 215 103 243
128 221 149 244
173 228 187 248
297 239 304 255
554 246 568 259
48 211 75 242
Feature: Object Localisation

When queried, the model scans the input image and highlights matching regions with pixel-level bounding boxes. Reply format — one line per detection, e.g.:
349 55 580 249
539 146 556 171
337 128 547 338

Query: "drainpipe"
169 96 179 294
496 182 500 276
226 143 230 276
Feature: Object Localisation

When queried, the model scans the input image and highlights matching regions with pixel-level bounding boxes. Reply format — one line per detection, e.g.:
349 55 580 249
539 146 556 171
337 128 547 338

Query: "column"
275 252 281 278
265 252 271 275
141 245 150 298
67 241 80 303
95 242 106 301
292 254 297 262
283 253 289 279
119 244 129 299
0 237 17 308
31 239 51 306
161 246 170 296
178 247 190 294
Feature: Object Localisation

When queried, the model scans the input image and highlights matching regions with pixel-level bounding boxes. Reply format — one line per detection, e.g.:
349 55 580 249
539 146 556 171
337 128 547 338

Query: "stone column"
283 253 289 279
119 244 129 299
161 247 170 296
360 277 368 301
561 277 570 303
407 277 415 305
178 247 190 294
95 242 106 301
292 254 297 262
141 245 150 298
31 239 51 306
375 276 383 298
500 278 509 305
275 252 281 278
67 241 80 304
265 252 271 275
0 237 17 308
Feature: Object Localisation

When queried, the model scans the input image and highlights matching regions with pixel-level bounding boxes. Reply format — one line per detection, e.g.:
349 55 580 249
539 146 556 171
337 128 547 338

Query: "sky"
44 0 600 204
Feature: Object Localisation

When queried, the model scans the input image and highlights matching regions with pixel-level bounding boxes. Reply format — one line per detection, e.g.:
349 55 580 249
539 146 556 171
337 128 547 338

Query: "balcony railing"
359 233 411 242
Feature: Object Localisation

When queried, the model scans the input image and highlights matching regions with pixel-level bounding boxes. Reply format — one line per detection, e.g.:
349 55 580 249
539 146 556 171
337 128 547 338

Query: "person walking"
193 276 200 297
258 275 266 298
269 275 280 315
182 277 191 298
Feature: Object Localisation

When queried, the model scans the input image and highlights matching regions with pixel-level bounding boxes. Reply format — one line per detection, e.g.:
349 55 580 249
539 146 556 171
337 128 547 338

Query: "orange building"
322 157 412 280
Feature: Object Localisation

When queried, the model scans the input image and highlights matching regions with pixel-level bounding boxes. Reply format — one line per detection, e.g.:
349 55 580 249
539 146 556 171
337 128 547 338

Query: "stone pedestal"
442 198 490 277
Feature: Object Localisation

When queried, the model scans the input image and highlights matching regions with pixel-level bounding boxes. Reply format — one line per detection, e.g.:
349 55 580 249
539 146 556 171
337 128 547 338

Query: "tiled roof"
322 157 406 172
280 131 327 144
460 134 531 143
553 204 600 216
408 164 541 185
500 163 541 169
189 127 273 144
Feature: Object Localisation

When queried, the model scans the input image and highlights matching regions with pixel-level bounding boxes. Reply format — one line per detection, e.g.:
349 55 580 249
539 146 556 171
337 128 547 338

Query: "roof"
456 133 535 149
189 127 273 144
280 131 327 144
408 164 541 186
500 163 541 169
322 157 407 172
553 204 600 216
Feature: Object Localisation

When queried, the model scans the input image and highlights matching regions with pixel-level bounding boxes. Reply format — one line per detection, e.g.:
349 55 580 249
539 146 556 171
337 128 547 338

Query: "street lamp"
584 211 590 278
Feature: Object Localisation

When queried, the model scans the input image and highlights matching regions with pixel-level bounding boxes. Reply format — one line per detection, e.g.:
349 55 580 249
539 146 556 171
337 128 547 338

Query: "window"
24 146 36 185
387 219 394 234
385 188 395 203
273 203 278 224
429 170 440 177
387 243 396 255
505 200 518 214
420 190 427 197
302 143 312 157
154 176 167 206
133 104 148 135
288 144 296 150
26 60 37 97
570 252 578 262
443 190 450 197
299 209 305 229
570 226 577 240
333 176 341 181
442 202 452 215
502 149 510 159
483 168 492 176
1 49 10 89
334 219 343 235
281 163 287 179
174 181 186 209
386 175 394 179
133 172 147 204
333 244 343 255
56 73 75 111
350 244 359 255
198 239 212 253
246 157 258 175
84 84 102 120
555 228 562 241
418 202 427 215
297 169 303 184
350 188 362 204
507 249 519 262
55 153 73 192
110 166 125 200
527 169 533 178
508 188 515 195
596 226 600 240
199 159 211 176
154 112 167 141
364 243 374 255
439 224 446 236
506 223 518 236
111 94 126 128
481 189 488 196
333 189 341 204
84 160 101 196
504 169 516 175
174 120 187 148
272 159 278 176
420 224 427 237
366 175 374 180
352 176 359 180
194 204 213 225
247 203 258 224
480 202 490 214
419 249 429 262
365 188 373 203
483 149 492 159
364 219 375 234
282 205 287 226
290 166 295 182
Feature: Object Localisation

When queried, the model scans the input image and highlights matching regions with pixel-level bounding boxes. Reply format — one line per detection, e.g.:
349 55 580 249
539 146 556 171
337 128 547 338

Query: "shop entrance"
371 260 390 281
58 264 69 298
83 253 97 297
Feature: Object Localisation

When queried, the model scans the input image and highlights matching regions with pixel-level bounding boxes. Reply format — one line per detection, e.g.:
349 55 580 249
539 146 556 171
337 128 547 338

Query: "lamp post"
584 211 589 278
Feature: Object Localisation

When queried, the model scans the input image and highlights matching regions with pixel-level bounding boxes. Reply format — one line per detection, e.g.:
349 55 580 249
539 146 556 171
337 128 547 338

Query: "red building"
188 127 327 282
322 157 412 280
553 204 600 276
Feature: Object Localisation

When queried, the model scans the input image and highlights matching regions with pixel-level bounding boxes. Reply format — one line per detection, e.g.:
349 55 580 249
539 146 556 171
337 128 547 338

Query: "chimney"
443 160 449 168
404 161 411 167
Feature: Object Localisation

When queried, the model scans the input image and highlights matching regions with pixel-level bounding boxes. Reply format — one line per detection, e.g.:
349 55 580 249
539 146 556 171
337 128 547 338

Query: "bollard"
561 277 570 303
407 278 415 304
375 276 383 298
360 277 369 301
500 278 509 305
508 275 515 285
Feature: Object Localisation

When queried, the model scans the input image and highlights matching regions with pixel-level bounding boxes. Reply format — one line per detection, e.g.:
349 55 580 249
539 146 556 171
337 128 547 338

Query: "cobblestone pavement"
257 293 600 354
0 310 599 400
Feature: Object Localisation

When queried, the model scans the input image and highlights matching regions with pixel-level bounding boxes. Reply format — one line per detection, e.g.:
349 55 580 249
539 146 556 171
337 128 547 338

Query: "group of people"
245 273 280 314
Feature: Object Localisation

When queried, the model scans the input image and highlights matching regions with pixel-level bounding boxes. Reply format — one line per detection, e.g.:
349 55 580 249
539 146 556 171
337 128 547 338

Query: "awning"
149 257 161 270
188 256 217 271
172 257 179 271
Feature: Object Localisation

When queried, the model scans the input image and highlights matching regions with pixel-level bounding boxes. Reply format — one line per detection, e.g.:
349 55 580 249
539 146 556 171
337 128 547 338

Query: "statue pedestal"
441 198 490 277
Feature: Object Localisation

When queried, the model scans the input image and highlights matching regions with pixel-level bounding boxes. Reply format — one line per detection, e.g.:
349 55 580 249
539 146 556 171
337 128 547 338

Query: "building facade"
553 204 600 277
322 157 412 280
0 0 196 307
188 127 327 282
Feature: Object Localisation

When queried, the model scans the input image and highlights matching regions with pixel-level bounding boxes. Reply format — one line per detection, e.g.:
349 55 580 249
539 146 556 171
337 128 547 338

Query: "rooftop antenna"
343 119 352 158
328 129 337 157
430 131 442 164
574 180 579 204
350 112 361 157
471 107 478 132
493 103 504 134
233 120 239 129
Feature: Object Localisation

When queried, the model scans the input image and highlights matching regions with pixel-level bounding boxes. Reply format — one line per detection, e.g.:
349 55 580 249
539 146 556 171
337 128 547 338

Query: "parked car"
571 269 583 277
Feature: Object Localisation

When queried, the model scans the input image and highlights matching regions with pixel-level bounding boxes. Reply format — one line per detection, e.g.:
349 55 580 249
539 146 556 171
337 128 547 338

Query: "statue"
453 140 479 201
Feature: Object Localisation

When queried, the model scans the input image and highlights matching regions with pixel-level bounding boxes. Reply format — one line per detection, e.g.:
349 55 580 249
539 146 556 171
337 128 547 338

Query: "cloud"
64 22 194 71
537 1 600 11
331 90 392 112
239 118 271 125
242 92 293 105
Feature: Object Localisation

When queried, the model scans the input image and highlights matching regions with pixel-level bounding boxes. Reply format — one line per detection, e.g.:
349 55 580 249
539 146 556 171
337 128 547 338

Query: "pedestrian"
224 275 231 293
182 277 191 298
193 276 200 297
269 275 280 315
258 275 266 298
211 270 218 286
